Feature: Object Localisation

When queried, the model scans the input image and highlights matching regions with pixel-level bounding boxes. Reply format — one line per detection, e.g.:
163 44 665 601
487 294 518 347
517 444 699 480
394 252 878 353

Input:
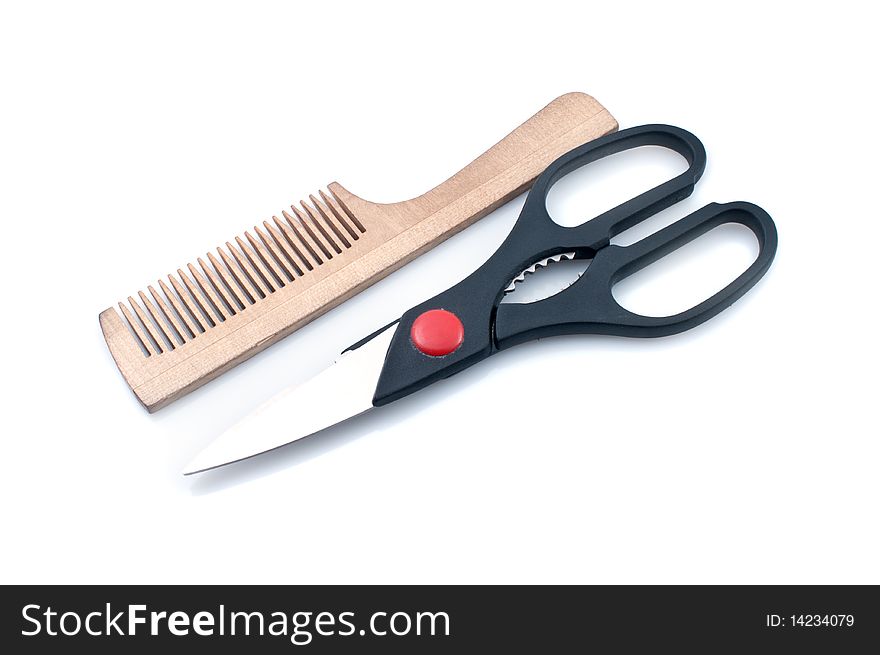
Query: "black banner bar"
2 585 877 653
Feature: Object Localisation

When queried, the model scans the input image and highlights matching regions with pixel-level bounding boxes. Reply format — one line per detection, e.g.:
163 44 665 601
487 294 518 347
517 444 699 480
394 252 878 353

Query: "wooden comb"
100 92 617 411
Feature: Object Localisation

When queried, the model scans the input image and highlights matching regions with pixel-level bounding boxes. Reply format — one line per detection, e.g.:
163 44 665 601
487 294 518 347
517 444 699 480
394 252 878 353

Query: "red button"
410 309 464 356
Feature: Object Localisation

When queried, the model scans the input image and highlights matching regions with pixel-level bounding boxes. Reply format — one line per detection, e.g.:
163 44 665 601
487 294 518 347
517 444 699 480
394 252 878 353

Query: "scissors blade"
183 323 398 475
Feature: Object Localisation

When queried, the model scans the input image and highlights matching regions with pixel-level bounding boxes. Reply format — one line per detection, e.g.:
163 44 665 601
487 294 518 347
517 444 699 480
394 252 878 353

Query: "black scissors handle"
372 125 777 405
495 200 777 346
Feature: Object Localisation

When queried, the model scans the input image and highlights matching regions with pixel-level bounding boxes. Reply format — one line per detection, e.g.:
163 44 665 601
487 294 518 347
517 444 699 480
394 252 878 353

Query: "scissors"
185 124 777 474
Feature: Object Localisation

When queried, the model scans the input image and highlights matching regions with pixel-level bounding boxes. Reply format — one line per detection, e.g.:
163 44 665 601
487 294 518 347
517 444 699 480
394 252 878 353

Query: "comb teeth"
116 187 366 357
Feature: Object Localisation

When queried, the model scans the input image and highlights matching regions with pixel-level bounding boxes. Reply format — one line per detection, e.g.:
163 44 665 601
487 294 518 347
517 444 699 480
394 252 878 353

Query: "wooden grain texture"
100 92 618 411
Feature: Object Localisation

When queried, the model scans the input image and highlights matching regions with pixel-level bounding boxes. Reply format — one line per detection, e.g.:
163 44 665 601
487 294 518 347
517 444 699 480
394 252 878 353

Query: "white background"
2 1 877 584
